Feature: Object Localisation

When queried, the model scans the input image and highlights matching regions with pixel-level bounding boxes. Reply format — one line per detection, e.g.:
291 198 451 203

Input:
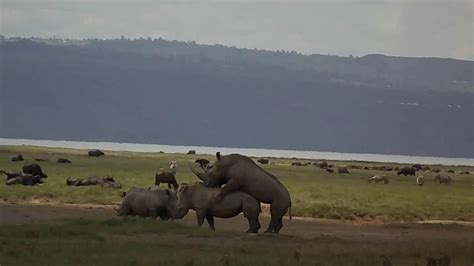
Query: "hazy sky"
1 0 473 60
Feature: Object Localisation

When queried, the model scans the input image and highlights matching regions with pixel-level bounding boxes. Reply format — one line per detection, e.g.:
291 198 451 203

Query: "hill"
0 38 473 157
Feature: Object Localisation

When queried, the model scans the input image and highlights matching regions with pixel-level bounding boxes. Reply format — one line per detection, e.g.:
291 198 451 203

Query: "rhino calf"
116 188 177 220
174 183 261 233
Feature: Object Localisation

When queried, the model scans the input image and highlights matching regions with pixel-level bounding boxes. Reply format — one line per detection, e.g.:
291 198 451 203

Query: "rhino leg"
273 217 283 233
206 215 215 230
245 215 261 233
195 210 206 227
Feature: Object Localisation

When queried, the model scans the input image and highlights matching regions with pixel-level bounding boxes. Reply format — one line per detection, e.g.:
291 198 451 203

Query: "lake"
0 138 473 166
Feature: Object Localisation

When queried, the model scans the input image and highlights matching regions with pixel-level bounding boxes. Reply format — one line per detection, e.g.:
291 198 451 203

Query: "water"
1 138 473 166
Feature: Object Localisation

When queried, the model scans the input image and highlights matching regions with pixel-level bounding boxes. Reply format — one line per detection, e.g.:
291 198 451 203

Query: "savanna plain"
0 145 473 266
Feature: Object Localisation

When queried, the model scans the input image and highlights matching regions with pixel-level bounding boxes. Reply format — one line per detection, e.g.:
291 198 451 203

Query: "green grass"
1 145 474 221
0 218 472 266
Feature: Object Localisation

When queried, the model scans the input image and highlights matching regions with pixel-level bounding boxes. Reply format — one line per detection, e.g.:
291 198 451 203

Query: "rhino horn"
189 164 205 181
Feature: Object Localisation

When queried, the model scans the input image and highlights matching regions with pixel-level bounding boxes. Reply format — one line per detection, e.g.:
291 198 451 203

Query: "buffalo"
66 176 122 188
11 154 24 162
337 167 350 174
195 159 211 172
6 174 43 186
397 167 416 176
57 158 71 164
23 163 47 178
0 170 21 180
326 169 334 173
257 158 269 165
187 150 196 155
88 149 105 157
412 164 422 171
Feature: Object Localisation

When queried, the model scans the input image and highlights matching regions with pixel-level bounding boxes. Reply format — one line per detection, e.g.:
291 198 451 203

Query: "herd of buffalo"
2 150 470 233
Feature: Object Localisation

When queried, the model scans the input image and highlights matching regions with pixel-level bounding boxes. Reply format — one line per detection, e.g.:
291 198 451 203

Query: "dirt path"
1 201 473 245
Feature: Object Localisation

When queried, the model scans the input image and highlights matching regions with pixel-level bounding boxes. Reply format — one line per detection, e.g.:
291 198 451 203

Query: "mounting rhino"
190 152 291 234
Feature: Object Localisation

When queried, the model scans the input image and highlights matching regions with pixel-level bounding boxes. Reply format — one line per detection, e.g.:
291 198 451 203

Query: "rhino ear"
216 152 221 160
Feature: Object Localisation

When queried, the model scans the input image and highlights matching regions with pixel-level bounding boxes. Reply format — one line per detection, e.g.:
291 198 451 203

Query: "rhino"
6 174 43 186
191 152 291 234
23 163 47 178
116 188 177 220
174 183 261 232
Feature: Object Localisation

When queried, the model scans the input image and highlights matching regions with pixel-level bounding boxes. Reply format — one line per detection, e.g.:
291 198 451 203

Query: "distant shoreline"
1 138 473 166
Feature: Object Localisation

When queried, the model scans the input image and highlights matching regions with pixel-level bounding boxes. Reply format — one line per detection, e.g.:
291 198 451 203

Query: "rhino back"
224 154 290 203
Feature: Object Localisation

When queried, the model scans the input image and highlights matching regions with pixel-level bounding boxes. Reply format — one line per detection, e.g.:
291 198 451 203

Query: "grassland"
1 145 474 221
1 216 473 266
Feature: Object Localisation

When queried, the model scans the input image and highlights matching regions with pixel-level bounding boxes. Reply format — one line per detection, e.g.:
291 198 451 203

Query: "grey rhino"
191 152 291 234
6 174 43 186
116 188 177 220
174 183 261 233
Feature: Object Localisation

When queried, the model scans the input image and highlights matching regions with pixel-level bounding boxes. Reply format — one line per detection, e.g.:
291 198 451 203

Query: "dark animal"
195 159 211 171
66 176 122 188
57 158 71 163
0 170 21 180
187 150 196 155
326 169 334 173
257 158 269 165
155 171 178 190
434 174 451 184
327 164 335 168
337 167 350 174
88 149 105 157
174 183 261 232
459 171 470 174
421 166 431 171
116 188 177 220
412 164 422 171
397 167 416 176
446 169 455 173
23 163 47 178
318 161 328 169
11 154 24 162
291 162 303 166
368 175 389 184
6 174 43 186
35 158 48 162
191 152 291 234
347 165 360 169
432 169 440 173
363 166 370 170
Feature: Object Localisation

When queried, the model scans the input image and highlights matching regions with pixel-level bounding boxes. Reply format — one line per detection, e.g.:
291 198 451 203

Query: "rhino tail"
289 202 292 220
